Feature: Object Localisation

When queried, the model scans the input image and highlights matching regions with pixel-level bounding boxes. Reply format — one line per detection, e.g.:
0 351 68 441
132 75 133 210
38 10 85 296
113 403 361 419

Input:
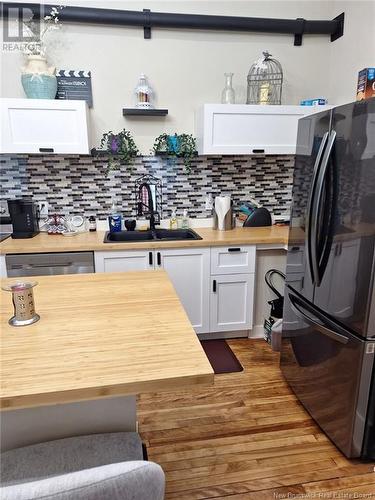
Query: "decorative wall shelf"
123 108 168 116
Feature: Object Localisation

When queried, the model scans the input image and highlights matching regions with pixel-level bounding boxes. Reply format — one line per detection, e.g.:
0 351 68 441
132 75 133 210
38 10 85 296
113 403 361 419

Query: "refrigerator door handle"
306 131 329 285
311 129 337 286
288 292 349 345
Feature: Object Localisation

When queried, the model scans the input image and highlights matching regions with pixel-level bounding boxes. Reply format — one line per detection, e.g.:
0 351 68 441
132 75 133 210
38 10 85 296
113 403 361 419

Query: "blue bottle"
108 200 122 232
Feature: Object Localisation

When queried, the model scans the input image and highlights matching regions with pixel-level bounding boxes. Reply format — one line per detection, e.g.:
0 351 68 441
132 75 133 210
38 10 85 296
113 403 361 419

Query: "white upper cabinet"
0 98 90 154
196 104 332 155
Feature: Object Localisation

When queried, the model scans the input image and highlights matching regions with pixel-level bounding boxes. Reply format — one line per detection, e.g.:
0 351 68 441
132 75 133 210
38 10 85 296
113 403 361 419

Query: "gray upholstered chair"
0 432 165 500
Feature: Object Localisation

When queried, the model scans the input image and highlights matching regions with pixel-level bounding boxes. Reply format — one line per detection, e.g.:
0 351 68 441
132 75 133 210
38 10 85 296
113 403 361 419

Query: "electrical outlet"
37 201 49 218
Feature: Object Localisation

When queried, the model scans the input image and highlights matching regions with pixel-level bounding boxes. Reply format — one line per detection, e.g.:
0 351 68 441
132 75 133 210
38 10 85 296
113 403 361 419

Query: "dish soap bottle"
170 210 178 230
181 209 189 229
108 200 122 233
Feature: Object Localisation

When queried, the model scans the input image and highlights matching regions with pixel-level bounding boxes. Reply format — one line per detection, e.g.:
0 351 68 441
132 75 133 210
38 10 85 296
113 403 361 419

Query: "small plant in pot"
97 129 139 173
152 133 197 172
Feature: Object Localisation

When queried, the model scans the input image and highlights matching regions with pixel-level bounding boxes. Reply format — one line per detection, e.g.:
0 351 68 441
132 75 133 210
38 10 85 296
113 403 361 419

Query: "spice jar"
89 216 97 232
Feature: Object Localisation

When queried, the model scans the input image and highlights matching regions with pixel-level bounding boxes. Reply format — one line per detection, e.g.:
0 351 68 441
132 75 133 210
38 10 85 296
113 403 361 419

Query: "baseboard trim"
198 326 266 341
198 330 249 340
249 325 266 339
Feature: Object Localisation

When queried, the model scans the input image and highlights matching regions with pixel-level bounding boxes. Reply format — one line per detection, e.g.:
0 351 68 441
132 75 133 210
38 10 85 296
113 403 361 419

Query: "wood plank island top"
0 226 289 254
0 271 214 410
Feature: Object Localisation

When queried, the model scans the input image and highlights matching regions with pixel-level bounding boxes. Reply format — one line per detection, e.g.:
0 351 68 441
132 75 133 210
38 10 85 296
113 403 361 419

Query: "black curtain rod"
1 3 345 46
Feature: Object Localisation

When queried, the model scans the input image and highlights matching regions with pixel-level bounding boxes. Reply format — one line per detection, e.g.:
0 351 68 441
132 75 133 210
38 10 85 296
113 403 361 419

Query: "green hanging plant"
97 129 139 173
152 133 197 172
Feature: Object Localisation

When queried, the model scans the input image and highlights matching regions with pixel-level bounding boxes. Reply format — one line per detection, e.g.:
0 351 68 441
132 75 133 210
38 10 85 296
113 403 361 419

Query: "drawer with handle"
210 245 256 275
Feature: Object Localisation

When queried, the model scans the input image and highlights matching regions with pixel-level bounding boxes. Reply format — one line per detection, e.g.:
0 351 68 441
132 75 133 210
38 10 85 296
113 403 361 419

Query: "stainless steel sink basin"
104 229 202 243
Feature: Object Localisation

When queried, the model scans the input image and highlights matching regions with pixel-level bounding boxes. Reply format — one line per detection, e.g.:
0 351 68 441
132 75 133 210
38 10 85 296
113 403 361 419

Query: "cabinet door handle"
213 279 217 292
252 148 265 154
157 252 161 266
228 247 241 252
39 147 54 153
149 251 153 266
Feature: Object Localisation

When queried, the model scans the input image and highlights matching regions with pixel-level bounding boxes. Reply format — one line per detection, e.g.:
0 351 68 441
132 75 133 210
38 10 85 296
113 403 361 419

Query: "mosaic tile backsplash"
1 154 294 219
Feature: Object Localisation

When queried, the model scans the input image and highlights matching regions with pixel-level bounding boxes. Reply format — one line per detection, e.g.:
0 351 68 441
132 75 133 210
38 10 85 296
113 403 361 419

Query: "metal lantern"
247 51 283 105
134 73 153 109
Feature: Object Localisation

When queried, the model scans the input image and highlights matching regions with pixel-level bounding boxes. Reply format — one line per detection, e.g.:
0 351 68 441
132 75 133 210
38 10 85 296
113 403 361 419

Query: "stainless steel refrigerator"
280 97 375 459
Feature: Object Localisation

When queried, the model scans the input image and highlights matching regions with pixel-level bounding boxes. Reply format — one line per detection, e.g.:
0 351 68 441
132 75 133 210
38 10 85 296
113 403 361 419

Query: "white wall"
328 0 375 105
1 0 335 152
1 1 373 152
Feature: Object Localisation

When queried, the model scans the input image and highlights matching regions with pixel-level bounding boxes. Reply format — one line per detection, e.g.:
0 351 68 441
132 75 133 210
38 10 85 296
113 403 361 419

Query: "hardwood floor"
138 339 375 499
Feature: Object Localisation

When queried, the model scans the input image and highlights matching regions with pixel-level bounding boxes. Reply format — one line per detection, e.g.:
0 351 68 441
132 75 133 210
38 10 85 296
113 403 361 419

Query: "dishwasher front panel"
5 252 95 277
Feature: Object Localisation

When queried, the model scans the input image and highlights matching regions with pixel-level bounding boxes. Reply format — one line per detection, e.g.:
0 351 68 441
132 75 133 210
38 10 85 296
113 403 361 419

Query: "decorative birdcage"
247 51 283 105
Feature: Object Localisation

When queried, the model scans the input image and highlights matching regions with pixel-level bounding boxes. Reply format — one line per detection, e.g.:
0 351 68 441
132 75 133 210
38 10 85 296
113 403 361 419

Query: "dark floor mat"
200 339 244 374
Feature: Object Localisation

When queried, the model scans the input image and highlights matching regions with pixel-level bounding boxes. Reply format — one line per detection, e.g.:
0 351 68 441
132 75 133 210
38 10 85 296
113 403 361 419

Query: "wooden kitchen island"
0 271 214 450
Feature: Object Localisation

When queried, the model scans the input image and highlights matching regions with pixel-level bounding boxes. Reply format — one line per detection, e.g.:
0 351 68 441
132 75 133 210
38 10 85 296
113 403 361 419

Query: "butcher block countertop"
0 271 214 411
0 226 289 254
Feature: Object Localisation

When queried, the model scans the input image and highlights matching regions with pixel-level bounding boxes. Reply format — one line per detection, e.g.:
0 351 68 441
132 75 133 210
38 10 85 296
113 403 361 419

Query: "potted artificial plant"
152 133 197 172
97 129 139 173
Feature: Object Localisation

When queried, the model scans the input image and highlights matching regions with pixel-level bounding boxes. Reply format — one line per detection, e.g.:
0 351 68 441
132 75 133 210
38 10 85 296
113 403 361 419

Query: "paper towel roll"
215 196 231 230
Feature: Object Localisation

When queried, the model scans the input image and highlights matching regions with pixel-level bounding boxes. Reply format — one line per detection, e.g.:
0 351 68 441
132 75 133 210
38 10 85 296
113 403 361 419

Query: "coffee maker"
8 199 40 239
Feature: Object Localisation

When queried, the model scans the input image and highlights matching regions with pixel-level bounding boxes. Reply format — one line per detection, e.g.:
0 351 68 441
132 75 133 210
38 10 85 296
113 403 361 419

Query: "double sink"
104 228 202 243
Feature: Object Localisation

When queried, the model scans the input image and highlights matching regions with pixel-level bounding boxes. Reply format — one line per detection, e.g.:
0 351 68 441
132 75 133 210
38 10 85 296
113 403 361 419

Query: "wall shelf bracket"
143 8 151 39
330 12 345 42
293 18 305 46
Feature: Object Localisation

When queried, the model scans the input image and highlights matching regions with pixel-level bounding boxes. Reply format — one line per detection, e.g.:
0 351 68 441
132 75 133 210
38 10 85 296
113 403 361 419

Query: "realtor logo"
2 4 40 42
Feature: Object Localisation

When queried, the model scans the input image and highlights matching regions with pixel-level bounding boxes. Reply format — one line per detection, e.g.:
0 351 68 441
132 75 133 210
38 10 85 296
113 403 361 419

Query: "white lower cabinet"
211 245 256 275
94 250 153 273
94 248 210 334
210 274 255 332
158 248 210 334
94 245 256 336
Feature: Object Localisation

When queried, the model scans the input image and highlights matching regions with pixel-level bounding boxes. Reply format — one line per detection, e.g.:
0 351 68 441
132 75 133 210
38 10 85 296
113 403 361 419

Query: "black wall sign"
56 70 93 107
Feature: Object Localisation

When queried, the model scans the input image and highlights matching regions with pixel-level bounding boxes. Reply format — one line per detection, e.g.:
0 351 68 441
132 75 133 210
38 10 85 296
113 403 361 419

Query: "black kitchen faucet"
137 182 158 230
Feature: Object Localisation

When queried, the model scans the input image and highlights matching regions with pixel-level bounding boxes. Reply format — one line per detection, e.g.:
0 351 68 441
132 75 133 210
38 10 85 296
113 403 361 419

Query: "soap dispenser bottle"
181 209 189 229
170 210 178 230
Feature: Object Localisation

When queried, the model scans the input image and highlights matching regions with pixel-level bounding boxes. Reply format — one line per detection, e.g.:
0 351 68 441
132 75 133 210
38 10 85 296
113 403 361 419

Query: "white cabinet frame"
196 104 332 155
0 98 89 154
94 250 153 273
210 273 255 332
158 248 210 334
211 245 256 275
94 245 256 336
